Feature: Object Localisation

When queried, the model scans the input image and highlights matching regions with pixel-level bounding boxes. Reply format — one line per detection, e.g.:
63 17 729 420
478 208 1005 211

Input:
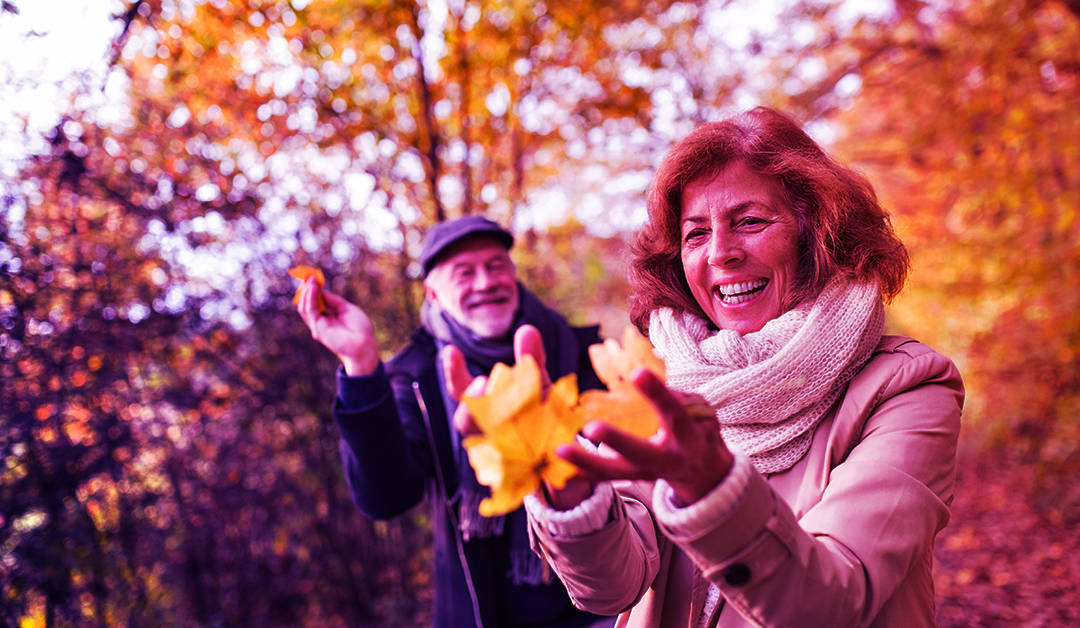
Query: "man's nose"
472 267 497 289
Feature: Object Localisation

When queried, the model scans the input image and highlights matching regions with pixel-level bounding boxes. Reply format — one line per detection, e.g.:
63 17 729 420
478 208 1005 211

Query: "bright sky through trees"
0 0 898 337
0 0 124 173
0 0 893 179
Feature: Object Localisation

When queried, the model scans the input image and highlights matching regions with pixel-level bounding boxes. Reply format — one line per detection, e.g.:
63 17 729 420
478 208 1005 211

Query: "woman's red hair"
628 107 909 334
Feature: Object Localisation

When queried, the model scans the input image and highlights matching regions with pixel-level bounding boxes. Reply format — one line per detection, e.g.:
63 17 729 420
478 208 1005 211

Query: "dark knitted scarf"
422 282 582 586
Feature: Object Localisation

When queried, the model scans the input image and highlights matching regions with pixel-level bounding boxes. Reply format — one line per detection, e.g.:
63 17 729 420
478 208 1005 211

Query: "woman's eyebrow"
724 200 769 214
683 200 768 223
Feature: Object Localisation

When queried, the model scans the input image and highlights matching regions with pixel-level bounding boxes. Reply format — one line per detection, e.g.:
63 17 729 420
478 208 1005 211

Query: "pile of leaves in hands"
461 326 667 516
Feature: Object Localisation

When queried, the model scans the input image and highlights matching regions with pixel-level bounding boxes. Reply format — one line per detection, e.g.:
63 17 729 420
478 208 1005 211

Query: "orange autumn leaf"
462 357 586 516
462 355 543 434
289 265 326 314
580 326 667 439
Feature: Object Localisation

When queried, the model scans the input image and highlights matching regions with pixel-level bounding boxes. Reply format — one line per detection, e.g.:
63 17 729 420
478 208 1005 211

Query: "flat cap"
419 216 515 277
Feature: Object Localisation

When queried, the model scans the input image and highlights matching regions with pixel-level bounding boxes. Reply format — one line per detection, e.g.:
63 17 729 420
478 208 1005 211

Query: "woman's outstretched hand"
441 326 732 510
557 367 734 506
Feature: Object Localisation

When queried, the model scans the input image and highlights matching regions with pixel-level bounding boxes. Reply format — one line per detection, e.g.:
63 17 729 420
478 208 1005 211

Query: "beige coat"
530 336 964 628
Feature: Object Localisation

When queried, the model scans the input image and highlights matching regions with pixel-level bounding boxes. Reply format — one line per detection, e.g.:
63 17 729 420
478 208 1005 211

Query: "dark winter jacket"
333 322 606 628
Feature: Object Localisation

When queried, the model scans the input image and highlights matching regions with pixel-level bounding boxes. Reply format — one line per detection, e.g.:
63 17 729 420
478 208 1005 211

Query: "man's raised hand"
296 277 379 376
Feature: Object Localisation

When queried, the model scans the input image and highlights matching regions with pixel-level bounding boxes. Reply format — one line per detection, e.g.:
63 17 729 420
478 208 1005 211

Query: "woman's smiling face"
679 162 801 335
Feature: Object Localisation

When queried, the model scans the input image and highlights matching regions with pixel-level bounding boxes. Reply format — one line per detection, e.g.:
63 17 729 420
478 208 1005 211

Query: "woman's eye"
683 228 707 242
738 217 767 229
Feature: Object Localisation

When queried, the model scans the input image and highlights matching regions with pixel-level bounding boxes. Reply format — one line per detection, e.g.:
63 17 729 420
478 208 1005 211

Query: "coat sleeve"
663 342 964 628
332 358 436 521
530 341 963 628
529 478 671 616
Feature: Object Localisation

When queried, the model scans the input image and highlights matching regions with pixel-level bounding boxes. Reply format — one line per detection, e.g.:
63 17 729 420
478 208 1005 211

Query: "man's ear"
423 278 439 305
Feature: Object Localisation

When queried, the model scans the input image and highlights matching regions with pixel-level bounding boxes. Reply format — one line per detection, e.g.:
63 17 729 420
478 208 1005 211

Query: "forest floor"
934 446 1080 627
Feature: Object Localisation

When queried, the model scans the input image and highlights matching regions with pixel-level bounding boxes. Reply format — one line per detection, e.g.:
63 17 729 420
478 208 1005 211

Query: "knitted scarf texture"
648 278 884 474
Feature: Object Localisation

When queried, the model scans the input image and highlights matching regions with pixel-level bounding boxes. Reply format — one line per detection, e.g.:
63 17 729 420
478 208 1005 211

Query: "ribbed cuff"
653 450 753 539
336 362 388 411
524 481 615 538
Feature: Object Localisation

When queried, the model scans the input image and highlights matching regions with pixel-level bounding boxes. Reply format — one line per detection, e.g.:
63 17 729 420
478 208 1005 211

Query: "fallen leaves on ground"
289 265 326 314
934 448 1080 627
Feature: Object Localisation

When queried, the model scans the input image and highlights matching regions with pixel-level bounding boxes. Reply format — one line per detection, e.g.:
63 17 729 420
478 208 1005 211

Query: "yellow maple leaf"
580 325 667 439
288 265 326 314
462 355 543 434
462 363 585 517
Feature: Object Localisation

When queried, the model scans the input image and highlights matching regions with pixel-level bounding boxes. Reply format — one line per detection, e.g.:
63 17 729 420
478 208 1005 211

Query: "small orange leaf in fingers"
289 265 326 314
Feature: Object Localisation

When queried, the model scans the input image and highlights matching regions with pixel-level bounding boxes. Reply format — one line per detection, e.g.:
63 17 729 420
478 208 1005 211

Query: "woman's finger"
632 367 700 443
556 442 650 483
581 420 665 467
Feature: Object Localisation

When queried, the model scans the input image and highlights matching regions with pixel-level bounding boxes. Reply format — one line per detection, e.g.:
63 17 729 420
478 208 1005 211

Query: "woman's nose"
708 231 744 267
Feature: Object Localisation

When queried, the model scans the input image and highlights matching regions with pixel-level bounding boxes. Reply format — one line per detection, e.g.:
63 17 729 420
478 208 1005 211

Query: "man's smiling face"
425 236 520 339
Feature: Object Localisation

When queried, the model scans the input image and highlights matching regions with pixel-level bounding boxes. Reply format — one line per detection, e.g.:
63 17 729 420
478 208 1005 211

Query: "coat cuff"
660 464 786 587
524 482 616 538
653 450 753 539
336 362 389 411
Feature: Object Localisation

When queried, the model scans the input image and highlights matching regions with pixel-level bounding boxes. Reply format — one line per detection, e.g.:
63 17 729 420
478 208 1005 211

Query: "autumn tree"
834 0 1079 478
1 1 714 624
742 0 1080 515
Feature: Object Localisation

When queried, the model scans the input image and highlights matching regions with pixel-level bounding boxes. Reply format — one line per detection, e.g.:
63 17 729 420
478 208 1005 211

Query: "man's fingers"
452 403 478 435
440 345 474 402
514 325 550 386
452 376 487 435
320 288 346 309
297 278 319 327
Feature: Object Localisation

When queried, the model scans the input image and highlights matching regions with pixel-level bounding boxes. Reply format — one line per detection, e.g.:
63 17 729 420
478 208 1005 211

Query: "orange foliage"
461 356 585 516
460 329 696 515
581 325 666 438
830 0 1080 469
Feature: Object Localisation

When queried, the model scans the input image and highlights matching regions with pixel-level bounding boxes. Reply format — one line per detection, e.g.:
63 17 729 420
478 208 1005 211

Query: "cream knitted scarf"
648 278 884 474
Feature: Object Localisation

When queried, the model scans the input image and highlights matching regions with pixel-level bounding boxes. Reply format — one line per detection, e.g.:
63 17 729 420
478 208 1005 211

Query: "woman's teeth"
717 279 768 304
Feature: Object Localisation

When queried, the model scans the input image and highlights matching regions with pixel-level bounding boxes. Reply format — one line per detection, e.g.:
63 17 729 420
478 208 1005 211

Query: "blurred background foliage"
1 0 1078 625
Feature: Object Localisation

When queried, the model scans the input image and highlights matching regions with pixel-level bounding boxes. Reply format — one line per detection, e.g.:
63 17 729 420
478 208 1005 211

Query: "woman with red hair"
517 107 964 627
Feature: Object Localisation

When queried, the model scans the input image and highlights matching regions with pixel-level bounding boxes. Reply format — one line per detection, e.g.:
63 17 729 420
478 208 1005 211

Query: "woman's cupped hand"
440 324 736 510
557 368 735 507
